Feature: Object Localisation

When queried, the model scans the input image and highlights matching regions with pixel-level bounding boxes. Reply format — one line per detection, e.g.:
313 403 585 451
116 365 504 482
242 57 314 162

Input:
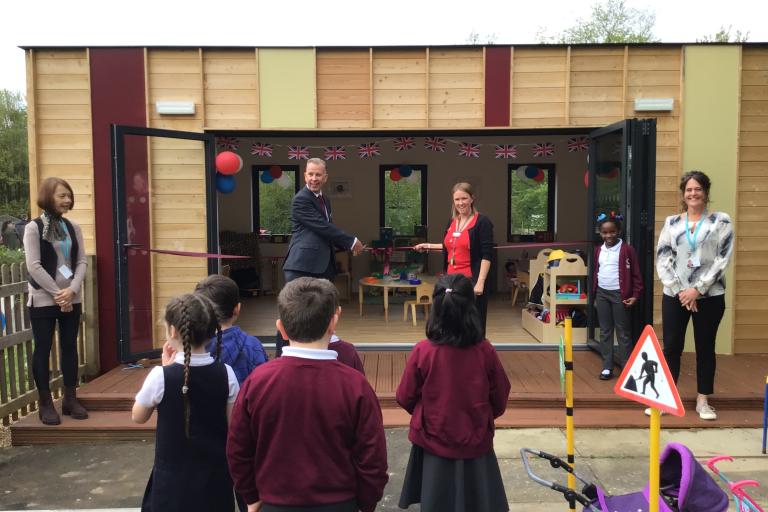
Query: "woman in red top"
414 182 495 336
397 273 510 512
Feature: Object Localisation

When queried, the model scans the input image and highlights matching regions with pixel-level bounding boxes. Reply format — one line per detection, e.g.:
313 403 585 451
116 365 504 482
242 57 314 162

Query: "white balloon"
235 154 244 173
277 174 292 188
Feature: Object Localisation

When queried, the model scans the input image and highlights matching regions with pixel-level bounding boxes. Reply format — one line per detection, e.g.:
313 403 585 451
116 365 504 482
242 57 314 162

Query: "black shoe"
599 369 612 380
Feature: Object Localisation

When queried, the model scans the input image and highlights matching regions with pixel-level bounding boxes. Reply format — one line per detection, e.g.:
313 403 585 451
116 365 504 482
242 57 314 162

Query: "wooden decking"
10 350 768 445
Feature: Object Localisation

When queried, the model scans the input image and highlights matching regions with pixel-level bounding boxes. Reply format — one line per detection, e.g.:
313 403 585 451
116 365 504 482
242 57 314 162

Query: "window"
252 165 299 237
379 165 427 236
508 163 555 241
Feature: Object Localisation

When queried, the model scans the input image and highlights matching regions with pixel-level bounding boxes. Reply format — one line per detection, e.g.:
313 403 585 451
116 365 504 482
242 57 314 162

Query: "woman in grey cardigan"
24 177 89 425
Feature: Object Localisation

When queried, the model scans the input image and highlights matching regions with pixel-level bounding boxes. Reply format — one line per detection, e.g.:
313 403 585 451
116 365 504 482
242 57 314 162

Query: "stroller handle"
520 448 602 512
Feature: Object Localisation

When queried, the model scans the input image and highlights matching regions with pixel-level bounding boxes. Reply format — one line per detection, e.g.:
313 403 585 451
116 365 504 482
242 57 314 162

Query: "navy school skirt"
398 444 509 512
262 499 357 512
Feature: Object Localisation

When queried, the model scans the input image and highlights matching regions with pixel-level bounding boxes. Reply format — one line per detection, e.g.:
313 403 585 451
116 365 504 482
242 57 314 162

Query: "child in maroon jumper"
397 273 511 512
329 333 365 374
227 277 388 512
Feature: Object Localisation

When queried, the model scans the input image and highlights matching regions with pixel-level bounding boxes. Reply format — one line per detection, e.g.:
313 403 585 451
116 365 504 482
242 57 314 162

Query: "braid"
179 298 193 439
215 325 222 361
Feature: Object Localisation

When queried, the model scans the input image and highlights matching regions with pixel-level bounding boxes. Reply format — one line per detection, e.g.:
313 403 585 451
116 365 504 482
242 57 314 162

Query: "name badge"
452 231 461 237
687 256 701 268
58 265 74 279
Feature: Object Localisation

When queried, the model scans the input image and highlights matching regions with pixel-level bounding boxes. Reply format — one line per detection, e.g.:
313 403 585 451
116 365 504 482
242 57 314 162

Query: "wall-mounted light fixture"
634 98 674 112
156 101 195 115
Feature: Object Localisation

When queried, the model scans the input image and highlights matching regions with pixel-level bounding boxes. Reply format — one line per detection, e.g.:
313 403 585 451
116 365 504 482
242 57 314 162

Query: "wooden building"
22 44 768 372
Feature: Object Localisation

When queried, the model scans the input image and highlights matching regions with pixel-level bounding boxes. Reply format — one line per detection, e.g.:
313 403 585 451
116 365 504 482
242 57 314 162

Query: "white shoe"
644 408 665 417
696 402 717 420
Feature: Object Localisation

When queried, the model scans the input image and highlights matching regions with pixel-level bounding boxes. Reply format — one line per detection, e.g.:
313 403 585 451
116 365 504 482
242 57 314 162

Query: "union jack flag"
532 142 555 158
393 137 415 152
567 136 589 152
216 137 240 151
358 143 381 159
287 146 310 160
250 142 273 157
494 144 518 159
458 142 480 158
323 146 347 161
424 137 447 152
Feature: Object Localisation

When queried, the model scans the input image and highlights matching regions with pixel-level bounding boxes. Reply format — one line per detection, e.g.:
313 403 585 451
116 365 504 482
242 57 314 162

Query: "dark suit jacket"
283 186 355 276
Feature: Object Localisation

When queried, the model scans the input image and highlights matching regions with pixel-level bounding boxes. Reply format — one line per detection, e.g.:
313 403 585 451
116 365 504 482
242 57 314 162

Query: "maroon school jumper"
226 348 388 512
329 336 365 374
397 339 511 459
591 242 644 301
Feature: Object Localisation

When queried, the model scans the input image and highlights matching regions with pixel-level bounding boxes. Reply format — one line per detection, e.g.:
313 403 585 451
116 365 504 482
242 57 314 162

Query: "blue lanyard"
685 211 705 252
59 220 71 262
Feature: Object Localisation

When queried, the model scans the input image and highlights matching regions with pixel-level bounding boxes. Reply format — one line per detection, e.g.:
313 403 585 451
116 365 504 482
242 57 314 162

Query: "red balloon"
269 165 283 179
216 151 240 175
390 169 402 182
584 170 589 188
533 169 546 182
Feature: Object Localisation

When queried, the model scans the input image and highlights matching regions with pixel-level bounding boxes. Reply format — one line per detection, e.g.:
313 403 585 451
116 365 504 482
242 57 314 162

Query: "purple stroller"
521 442 729 511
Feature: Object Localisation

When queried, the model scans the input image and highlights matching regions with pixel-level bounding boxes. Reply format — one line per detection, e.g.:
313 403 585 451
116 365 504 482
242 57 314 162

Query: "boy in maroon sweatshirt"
227 277 388 512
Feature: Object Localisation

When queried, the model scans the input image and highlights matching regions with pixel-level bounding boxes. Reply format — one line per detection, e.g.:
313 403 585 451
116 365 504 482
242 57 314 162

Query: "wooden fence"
0 255 99 425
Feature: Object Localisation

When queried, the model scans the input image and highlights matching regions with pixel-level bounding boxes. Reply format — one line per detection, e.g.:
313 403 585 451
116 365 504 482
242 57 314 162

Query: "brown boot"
38 390 61 425
62 386 88 420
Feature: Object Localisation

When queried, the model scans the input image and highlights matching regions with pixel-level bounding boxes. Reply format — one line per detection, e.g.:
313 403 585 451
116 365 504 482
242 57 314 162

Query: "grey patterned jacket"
655 211 734 298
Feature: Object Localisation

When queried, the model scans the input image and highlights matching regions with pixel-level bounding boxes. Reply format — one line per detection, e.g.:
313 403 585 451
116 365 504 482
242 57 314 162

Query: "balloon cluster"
514 165 546 183
258 165 293 188
388 165 418 182
583 163 621 189
214 151 243 194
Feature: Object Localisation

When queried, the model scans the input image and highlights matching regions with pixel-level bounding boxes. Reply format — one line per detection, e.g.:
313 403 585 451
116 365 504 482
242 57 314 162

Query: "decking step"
11 410 155 446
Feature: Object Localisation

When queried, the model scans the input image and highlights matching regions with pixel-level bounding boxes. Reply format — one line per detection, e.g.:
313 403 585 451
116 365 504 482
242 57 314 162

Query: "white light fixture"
634 98 674 112
156 101 195 115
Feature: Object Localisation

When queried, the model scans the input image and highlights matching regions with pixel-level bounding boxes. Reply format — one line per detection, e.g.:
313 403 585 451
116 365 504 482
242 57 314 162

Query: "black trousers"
661 293 725 395
595 287 632 369
475 291 488 340
29 304 82 391
277 259 336 356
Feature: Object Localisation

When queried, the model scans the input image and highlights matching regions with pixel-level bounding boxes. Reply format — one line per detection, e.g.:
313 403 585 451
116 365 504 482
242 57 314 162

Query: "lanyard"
449 215 472 266
685 211 705 252
59 220 72 262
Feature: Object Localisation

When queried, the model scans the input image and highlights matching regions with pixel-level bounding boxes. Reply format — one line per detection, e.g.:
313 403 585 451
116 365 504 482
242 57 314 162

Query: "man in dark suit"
277 158 363 354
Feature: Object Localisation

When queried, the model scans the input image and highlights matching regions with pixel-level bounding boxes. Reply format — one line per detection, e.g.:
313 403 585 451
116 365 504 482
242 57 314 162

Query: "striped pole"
762 376 767 454
649 408 661 512
564 317 576 511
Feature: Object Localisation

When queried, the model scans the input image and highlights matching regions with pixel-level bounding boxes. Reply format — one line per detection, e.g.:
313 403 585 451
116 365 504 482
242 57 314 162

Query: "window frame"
378 164 428 236
507 163 556 242
251 164 300 242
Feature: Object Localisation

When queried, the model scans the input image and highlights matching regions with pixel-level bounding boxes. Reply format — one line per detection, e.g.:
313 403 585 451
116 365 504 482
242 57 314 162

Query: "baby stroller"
521 442 729 511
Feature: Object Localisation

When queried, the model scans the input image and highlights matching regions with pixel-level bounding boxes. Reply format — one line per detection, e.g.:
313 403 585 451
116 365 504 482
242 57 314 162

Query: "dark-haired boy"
227 277 388 512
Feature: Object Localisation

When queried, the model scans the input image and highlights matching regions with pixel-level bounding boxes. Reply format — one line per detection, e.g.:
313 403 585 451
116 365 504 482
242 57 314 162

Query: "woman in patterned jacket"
655 170 734 421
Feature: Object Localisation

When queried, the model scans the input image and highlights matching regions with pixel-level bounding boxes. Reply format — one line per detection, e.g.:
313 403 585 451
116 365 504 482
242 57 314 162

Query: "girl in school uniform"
397 273 511 512
132 293 240 512
592 213 643 380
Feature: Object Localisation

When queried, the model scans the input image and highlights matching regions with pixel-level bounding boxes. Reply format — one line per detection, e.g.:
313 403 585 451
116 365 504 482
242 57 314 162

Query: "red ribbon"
128 247 253 259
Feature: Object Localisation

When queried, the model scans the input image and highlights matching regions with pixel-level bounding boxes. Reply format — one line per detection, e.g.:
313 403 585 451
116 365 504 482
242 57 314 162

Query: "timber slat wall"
735 47 768 353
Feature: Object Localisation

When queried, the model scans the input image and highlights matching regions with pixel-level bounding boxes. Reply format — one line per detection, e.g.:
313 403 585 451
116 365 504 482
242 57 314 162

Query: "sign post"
614 325 685 512
564 318 576 511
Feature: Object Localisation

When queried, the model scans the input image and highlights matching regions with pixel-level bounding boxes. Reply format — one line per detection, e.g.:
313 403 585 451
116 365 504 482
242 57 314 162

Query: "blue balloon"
260 170 274 184
399 164 413 177
524 165 539 179
216 173 236 194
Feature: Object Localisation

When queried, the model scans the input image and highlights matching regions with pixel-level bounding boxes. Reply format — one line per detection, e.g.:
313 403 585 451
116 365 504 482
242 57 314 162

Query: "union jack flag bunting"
567 136 589 152
358 143 381 159
393 137 415 152
287 146 310 160
532 142 555 158
458 143 480 158
424 137 447 152
323 146 347 161
250 142 273 157
216 137 240 151
494 144 518 159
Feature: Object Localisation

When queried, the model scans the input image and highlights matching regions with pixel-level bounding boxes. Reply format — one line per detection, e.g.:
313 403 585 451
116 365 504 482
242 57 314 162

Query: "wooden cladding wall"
316 49 371 128
146 49 208 344
372 49 428 128
203 49 260 130
735 47 768 353
428 48 484 128
27 49 95 253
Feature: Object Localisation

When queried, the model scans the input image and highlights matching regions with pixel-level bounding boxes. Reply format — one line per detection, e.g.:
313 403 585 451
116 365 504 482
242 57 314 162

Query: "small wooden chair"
403 281 434 326
334 251 352 301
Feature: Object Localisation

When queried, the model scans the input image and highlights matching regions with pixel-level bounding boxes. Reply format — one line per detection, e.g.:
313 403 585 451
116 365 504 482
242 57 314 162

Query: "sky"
1 0 767 93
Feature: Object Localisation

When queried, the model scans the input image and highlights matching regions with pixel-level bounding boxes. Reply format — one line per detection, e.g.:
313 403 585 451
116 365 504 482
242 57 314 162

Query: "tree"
466 31 498 45
0 90 29 217
698 25 750 43
541 0 658 44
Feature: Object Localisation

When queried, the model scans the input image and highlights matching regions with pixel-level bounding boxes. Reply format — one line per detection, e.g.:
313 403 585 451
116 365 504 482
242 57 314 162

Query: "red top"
227 357 388 511
396 339 511 459
443 214 478 277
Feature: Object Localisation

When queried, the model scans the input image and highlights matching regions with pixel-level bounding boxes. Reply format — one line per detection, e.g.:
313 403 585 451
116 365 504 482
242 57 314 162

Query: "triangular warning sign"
614 325 685 417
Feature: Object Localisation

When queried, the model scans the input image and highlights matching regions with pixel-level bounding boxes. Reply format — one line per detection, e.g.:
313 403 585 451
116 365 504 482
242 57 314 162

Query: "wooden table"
359 277 422 322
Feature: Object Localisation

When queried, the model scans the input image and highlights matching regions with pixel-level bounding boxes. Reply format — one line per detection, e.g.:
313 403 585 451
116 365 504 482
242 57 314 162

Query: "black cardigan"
441 214 495 281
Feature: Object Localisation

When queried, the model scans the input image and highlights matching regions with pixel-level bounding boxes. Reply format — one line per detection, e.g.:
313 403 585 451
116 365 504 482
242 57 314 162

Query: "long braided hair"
164 293 220 437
